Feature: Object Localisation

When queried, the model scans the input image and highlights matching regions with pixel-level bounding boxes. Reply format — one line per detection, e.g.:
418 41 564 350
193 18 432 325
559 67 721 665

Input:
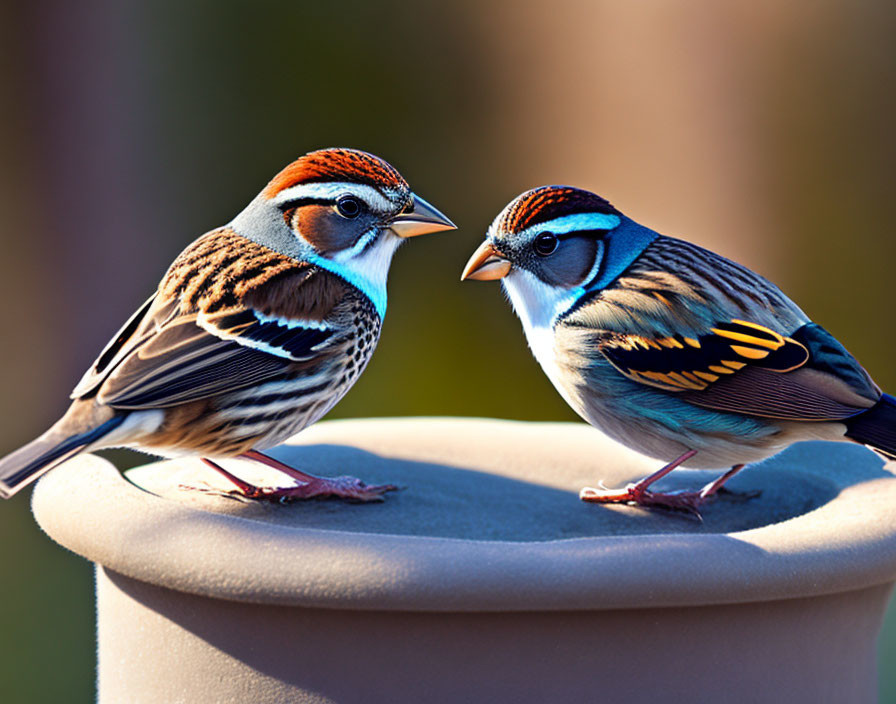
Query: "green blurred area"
0 2 894 702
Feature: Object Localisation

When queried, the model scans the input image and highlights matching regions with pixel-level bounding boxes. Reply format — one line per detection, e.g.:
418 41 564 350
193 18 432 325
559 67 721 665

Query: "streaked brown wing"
92 299 343 409
70 242 355 409
92 314 287 409
71 294 171 400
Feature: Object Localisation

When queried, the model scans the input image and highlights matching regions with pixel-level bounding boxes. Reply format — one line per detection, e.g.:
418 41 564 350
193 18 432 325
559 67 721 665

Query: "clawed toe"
258 477 399 503
181 478 397 503
579 456 754 518
580 478 759 519
200 454 397 503
580 484 707 518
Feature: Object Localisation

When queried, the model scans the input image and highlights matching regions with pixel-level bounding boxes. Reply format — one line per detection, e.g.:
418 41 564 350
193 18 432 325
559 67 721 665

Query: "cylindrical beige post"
32 418 896 704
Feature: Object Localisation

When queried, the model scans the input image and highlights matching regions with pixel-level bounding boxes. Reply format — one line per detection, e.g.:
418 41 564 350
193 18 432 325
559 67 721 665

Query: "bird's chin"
385 228 407 247
502 269 582 333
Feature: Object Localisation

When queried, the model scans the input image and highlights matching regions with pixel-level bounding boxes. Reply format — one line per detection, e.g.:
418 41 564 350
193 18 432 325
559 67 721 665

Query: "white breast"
502 269 582 409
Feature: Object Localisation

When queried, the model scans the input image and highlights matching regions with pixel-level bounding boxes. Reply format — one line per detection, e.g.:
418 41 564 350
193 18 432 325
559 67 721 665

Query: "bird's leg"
579 451 752 514
234 449 398 503
579 450 696 506
201 458 267 499
696 464 746 500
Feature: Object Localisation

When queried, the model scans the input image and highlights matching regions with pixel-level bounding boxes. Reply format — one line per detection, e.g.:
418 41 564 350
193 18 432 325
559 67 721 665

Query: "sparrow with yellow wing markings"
463 185 893 513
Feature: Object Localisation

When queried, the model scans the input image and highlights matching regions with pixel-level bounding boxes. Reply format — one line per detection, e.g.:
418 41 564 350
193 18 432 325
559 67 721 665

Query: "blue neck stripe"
590 217 657 291
556 217 657 322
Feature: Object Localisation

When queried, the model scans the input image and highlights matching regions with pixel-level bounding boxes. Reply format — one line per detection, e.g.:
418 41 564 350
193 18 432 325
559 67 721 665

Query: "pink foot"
579 483 710 516
198 457 396 503
253 475 397 503
579 456 748 517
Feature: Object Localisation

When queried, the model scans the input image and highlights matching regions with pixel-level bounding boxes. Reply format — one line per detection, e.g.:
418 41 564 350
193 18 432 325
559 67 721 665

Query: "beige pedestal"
32 418 896 703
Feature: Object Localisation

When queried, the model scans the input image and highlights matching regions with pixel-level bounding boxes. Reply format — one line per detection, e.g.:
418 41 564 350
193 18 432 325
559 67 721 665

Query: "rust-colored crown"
501 186 619 233
263 148 409 198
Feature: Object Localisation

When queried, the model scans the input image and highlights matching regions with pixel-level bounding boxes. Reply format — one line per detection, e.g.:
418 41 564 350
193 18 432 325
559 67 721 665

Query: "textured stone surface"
128 421 850 539
32 417 896 611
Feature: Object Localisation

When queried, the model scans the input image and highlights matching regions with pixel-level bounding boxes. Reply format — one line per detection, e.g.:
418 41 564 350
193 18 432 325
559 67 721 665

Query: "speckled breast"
239 291 383 451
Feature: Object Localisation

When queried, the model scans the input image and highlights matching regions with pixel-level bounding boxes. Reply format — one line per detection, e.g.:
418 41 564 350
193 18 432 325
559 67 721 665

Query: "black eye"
533 232 558 256
336 195 364 219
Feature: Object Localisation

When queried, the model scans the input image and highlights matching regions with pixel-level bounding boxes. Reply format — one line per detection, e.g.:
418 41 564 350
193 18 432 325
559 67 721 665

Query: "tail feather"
0 416 126 498
845 392 896 459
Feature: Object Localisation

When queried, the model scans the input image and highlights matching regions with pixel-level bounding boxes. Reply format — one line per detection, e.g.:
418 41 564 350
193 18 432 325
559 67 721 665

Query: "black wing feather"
600 320 878 421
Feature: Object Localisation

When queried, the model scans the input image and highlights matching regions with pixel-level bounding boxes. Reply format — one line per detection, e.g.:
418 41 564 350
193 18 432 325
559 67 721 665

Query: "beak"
389 194 456 238
461 240 512 281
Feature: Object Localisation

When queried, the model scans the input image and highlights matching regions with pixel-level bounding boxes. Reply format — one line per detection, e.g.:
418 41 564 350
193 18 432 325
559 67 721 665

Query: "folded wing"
71 263 346 410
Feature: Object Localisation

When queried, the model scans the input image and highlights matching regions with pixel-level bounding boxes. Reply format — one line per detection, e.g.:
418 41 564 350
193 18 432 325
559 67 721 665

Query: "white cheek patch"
503 268 582 337
491 213 615 329
268 182 408 320
272 181 394 214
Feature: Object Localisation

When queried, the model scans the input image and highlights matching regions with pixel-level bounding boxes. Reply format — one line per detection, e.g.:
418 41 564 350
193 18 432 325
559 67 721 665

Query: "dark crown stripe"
503 186 620 234
264 148 408 198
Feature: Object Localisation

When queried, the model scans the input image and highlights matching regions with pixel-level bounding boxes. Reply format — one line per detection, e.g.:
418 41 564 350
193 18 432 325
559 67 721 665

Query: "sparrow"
0 148 455 502
462 185 896 513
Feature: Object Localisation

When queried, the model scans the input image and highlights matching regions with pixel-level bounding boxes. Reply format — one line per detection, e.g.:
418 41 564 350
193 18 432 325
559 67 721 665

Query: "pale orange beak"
461 241 512 281
389 194 456 238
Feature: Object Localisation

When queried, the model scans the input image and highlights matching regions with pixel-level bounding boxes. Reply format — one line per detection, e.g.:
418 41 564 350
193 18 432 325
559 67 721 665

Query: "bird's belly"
544 350 800 468
135 332 378 459
249 377 353 451
245 348 375 451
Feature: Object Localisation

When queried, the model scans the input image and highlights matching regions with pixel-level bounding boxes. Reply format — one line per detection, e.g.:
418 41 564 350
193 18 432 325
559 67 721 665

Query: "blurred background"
0 1 894 701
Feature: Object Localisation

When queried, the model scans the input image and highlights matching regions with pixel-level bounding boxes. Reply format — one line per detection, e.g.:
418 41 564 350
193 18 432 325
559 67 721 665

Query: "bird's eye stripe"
531 229 607 257
518 213 622 239
273 181 393 213
276 197 332 211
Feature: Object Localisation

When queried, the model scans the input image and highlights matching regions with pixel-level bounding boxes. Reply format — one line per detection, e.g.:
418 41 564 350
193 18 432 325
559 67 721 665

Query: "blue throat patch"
305 252 388 319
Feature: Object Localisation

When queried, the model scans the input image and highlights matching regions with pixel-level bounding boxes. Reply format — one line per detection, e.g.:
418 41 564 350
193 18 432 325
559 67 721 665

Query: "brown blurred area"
0 2 894 701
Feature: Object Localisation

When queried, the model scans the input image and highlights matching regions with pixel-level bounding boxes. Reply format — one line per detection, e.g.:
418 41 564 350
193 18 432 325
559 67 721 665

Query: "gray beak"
389 194 456 238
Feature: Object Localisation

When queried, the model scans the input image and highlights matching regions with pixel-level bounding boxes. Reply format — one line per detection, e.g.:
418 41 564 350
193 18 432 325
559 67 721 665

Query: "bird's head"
231 147 455 316
462 186 655 328
463 186 622 287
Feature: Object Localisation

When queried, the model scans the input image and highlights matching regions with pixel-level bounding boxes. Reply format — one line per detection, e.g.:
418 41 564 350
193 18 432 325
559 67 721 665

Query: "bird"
461 185 896 513
0 147 455 502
